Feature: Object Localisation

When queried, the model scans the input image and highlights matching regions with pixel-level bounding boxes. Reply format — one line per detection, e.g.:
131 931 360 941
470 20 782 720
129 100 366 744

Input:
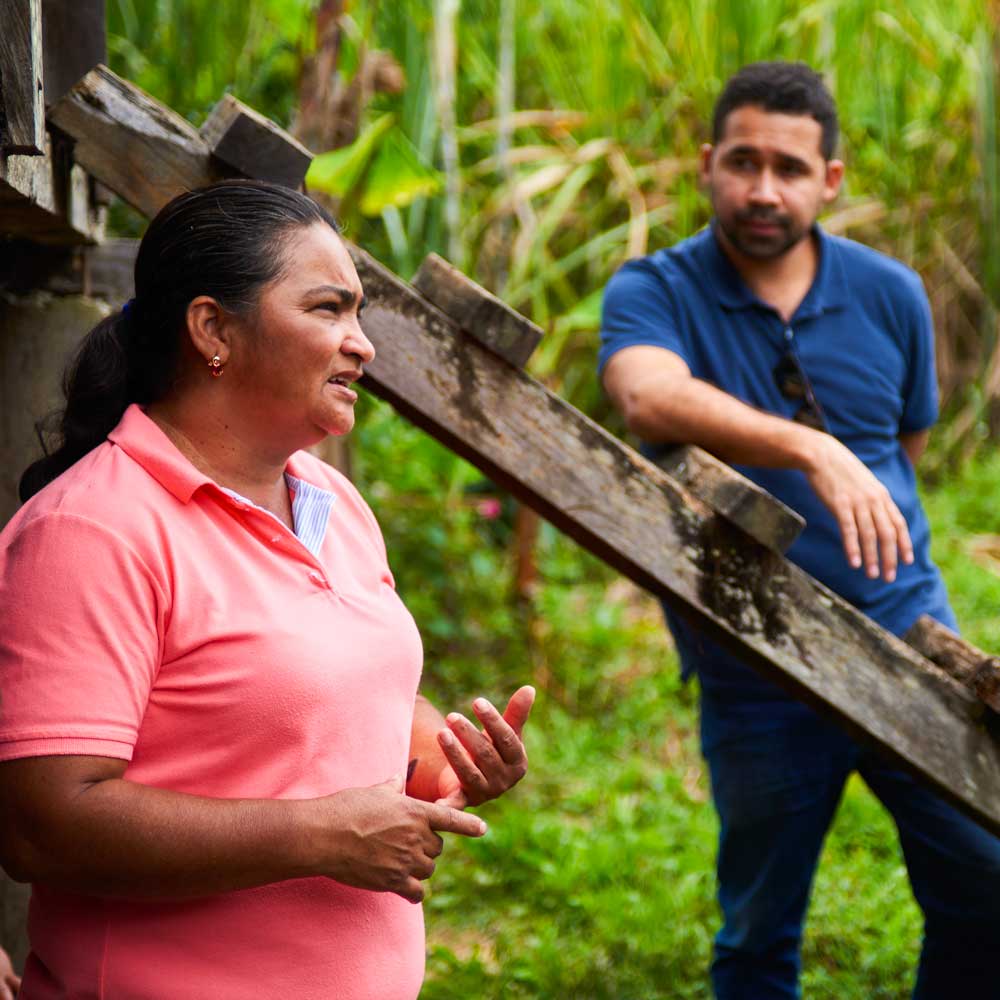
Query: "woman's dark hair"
19 180 339 501
712 61 839 160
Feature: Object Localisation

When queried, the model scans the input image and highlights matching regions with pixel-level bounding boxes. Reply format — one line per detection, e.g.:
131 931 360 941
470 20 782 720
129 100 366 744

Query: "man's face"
700 105 843 260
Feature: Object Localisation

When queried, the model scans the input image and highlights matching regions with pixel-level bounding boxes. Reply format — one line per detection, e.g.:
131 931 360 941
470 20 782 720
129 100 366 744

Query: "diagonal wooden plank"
43 69 1000 833
350 245 1000 836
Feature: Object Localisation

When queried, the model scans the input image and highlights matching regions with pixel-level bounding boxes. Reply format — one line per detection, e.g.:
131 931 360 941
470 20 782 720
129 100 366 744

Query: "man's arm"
899 429 930 466
603 344 913 582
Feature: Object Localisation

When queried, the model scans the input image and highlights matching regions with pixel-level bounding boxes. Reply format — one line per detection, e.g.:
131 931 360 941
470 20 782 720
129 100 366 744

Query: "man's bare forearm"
614 365 820 471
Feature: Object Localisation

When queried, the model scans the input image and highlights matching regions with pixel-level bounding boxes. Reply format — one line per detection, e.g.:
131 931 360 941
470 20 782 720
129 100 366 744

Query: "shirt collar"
108 404 335 508
109 404 214 504
698 220 848 319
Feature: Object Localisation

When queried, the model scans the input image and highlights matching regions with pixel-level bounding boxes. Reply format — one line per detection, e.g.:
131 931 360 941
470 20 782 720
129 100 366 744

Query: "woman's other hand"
0 945 20 1000
318 776 486 903
434 685 535 809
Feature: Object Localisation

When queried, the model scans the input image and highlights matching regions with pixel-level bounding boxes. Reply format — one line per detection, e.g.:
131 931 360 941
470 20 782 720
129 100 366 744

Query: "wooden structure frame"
3 7 1000 968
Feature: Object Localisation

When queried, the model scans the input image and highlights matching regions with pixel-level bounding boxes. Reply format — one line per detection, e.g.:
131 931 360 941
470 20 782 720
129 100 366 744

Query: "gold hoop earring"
208 355 224 378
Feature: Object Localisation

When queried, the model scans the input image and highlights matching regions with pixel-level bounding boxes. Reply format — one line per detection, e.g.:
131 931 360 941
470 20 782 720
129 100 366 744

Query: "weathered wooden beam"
412 253 801 552
0 0 45 155
201 94 312 190
349 245 1000 837
47 65 223 220
40 0 106 106
653 446 803 553
412 252 543 367
905 615 1000 713
1 130 105 244
47 74 1000 834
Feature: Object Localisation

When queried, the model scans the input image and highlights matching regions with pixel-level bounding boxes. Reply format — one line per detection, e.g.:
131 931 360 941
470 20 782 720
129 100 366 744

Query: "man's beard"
716 206 808 260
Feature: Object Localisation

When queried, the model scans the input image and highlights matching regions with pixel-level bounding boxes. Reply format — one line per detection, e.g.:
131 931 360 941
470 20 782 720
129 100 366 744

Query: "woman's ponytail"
18 309 132 502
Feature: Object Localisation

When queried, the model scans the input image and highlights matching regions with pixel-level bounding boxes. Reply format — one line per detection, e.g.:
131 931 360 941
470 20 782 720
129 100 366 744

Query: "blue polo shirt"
599 224 955 685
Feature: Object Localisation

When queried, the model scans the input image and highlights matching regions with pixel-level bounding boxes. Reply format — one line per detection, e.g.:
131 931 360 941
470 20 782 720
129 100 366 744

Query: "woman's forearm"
1 758 318 897
0 754 484 902
407 695 451 802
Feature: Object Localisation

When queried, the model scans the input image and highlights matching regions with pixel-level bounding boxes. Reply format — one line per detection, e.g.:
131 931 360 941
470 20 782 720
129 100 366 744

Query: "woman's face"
233 222 375 452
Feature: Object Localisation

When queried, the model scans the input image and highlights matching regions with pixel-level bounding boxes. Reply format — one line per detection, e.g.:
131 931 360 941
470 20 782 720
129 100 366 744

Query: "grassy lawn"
367 434 1000 1000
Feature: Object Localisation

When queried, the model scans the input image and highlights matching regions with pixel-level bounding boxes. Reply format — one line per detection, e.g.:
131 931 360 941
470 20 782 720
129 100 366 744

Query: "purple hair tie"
122 298 136 319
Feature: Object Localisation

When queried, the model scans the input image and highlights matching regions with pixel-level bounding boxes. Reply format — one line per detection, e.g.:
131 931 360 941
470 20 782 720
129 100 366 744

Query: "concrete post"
0 291 108 972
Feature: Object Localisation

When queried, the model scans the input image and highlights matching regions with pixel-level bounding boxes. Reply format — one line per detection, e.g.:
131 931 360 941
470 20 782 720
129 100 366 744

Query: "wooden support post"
44 73 1000 836
201 94 312 190
40 0 106 106
0 0 45 155
1 130 105 244
47 66 223 220
412 252 543 367
905 615 1000 713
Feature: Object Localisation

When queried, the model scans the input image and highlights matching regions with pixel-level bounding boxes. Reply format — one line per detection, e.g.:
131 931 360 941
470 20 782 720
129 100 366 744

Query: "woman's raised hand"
317 776 487 903
434 685 535 809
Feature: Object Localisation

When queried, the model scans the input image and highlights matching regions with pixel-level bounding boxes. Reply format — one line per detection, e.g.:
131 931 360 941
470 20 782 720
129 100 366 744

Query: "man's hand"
319 776 487 904
434 686 535 810
0 945 20 1000
803 432 913 582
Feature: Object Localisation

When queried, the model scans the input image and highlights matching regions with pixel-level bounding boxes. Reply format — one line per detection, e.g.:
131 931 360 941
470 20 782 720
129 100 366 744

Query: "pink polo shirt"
0 405 425 999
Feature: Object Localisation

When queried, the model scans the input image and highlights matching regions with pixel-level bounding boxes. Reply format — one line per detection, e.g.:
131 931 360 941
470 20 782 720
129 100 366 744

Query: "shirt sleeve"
598 259 691 375
898 270 939 434
0 512 163 762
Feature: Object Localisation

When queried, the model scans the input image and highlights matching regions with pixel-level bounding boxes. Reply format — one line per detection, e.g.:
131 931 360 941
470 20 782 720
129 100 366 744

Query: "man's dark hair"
712 62 839 160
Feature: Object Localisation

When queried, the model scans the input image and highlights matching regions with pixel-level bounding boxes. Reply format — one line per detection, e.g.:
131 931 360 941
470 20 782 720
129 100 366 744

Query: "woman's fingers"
438 729 490 797
446 712 504 773
499 685 536 740
475 695 532 765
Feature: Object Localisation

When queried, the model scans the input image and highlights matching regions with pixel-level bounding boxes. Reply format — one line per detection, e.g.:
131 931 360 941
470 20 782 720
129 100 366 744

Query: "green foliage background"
106 3 1000 996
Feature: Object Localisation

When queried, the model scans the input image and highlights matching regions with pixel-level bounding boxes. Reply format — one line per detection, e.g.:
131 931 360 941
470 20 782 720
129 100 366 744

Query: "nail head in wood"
411 252 543 368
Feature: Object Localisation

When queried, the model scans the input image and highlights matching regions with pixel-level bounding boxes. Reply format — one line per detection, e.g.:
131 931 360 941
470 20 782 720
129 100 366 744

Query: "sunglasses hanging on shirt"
772 350 830 433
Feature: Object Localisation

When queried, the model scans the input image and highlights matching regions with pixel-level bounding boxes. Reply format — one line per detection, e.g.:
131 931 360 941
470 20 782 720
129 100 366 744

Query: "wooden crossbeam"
45 67 1000 835
201 94 312 190
906 615 1000 713
412 252 544 368
47 66 224 220
0 0 45 155
653 446 804 553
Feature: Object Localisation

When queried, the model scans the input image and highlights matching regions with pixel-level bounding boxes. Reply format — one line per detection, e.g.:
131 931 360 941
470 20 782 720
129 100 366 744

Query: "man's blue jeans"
699 675 1000 1000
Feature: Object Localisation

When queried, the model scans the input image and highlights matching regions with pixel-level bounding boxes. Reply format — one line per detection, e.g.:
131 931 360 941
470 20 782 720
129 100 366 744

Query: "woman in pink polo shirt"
0 181 534 999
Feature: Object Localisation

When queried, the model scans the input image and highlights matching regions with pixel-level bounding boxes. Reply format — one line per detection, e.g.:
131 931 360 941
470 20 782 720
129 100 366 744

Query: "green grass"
366 436 1000 999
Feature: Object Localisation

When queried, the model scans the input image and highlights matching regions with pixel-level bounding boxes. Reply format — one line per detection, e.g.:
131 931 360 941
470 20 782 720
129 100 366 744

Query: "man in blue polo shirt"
599 61 1000 999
